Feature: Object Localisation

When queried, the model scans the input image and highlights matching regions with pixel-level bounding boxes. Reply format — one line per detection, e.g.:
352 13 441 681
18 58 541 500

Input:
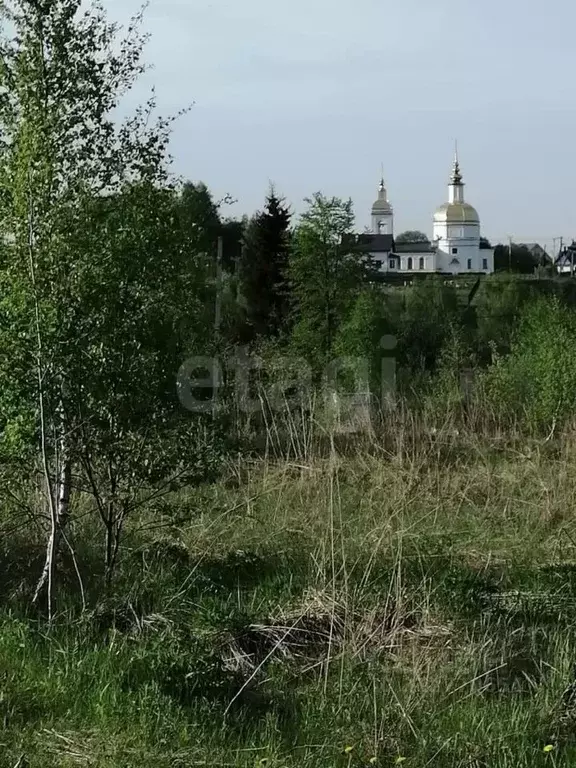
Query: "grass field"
3 425 576 767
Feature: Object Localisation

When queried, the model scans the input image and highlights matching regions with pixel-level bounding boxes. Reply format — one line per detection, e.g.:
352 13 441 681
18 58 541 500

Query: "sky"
104 0 576 251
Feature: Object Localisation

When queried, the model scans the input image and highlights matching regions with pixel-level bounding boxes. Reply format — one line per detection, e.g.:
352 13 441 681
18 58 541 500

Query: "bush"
482 296 576 431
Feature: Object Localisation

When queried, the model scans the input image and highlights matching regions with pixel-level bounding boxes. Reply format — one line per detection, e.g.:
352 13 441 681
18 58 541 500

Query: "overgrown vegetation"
5 424 576 766
0 1 576 766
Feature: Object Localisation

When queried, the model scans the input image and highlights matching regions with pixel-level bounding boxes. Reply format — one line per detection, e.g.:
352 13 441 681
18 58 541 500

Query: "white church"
359 153 494 275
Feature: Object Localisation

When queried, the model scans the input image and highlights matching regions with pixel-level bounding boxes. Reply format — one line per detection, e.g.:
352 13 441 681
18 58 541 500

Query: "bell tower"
448 149 465 204
371 171 394 236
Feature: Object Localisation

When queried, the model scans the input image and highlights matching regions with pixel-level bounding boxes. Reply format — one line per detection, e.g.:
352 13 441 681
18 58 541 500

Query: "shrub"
482 296 576 431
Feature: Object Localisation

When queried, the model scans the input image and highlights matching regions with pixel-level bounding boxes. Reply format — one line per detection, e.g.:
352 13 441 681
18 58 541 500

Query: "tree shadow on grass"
0 537 108 616
129 542 310 602
118 625 302 741
365 551 576 628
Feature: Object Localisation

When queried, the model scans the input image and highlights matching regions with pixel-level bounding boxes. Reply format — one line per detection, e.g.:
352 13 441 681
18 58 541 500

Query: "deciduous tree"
288 193 370 370
0 0 216 609
395 230 429 244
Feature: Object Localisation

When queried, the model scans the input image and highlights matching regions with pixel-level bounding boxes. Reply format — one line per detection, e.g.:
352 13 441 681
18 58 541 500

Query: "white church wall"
369 252 436 273
480 249 494 273
398 253 436 271
437 242 479 274
370 248 496 275
433 222 480 242
371 212 393 236
436 244 494 274
370 252 399 272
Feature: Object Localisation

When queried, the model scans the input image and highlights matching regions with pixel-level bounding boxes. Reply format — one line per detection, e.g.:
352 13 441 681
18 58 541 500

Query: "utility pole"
215 236 223 336
553 237 558 264
237 239 244 303
508 235 512 273
213 236 224 418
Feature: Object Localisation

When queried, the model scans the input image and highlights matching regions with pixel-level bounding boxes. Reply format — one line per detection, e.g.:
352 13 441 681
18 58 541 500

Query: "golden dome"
434 202 479 224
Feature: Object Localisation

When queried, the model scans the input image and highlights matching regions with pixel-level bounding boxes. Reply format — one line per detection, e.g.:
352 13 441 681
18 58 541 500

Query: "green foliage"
0 0 221 595
423 322 475 422
239 189 292 339
483 296 576 430
333 286 393 393
474 275 528 362
396 277 461 376
221 217 246 273
288 193 370 371
395 230 429 244
494 244 541 273
178 181 221 259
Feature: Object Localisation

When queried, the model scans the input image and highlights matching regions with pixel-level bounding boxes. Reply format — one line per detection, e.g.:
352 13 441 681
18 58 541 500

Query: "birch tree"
0 0 211 612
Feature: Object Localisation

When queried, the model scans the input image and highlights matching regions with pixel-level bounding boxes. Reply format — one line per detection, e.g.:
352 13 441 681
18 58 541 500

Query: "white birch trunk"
33 431 71 615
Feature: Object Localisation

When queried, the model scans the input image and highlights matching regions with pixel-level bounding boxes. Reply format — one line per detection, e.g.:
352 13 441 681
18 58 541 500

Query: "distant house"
556 242 576 275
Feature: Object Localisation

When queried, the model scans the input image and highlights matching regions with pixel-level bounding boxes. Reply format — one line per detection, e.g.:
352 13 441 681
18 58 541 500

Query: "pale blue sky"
106 0 576 250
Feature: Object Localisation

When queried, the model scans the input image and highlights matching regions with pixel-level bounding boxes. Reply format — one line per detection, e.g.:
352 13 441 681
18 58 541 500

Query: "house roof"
554 242 576 265
346 234 438 254
395 241 435 253
556 251 576 266
520 242 551 260
351 234 394 253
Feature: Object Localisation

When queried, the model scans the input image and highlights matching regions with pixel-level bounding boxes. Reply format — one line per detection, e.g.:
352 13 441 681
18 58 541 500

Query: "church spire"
371 166 393 234
450 141 463 185
448 144 465 203
378 164 387 198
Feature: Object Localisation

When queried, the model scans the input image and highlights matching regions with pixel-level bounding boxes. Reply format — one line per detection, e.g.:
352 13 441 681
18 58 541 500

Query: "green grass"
4 430 576 766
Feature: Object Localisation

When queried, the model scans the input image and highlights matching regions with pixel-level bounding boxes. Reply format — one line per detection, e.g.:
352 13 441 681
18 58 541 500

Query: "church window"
419 257 424 270
407 257 413 270
482 258 488 270
452 247 458 254
378 220 388 234
467 259 472 270
389 258 396 269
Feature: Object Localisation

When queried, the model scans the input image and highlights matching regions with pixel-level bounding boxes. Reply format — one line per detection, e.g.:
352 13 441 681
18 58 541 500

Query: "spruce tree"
239 190 291 339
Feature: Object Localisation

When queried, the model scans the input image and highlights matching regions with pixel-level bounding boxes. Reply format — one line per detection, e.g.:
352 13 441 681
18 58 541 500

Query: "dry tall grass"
5 403 576 766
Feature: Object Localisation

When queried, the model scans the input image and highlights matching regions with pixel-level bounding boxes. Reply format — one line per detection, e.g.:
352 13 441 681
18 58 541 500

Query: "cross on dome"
450 143 463 185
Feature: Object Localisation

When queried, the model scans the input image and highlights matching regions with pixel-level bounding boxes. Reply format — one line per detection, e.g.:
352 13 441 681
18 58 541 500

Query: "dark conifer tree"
239 189 292 339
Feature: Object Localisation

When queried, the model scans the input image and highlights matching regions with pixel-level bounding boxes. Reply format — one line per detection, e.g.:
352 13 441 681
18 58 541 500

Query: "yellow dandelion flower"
343 744 354 754
543 744 555 753
369 758 378 765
